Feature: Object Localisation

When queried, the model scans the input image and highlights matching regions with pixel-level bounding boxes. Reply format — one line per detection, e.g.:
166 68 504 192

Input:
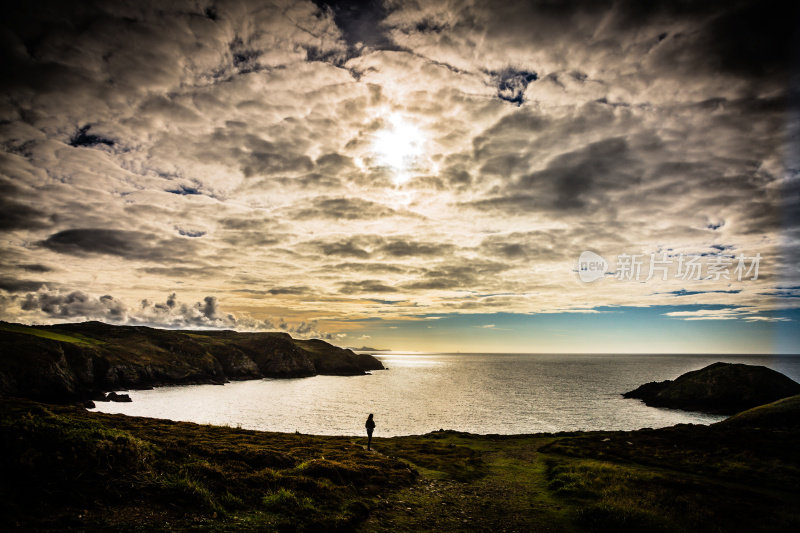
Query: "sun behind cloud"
0 0 796 351
371 112 425 184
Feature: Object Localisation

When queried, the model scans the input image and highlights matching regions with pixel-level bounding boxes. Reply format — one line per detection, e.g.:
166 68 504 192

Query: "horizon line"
364 351 800 356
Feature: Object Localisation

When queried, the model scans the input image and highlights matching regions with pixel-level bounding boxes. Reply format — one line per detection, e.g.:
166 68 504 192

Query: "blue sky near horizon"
337 306 800 354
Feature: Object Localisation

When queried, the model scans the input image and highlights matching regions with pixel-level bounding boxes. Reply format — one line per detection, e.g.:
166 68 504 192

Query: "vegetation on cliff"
0 321 384 403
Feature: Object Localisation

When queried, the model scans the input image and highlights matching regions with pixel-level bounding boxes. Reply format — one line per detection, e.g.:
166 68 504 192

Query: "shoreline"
87 409 728 439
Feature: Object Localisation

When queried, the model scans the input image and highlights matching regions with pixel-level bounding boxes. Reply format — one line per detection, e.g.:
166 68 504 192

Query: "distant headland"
0 321 384 405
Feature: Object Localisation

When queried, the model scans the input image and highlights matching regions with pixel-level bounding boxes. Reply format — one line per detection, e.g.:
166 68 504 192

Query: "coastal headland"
1 323 799 531
0 321 384 405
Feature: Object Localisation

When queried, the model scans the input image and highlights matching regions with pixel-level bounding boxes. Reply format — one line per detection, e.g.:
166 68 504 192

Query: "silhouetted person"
365 413 376 450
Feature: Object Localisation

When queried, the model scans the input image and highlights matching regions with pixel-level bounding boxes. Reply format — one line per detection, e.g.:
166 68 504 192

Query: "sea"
91 353 800 437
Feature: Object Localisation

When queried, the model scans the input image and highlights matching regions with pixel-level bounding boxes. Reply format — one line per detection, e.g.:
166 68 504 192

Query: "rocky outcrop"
103 392 132 402
294 338 385 375
0 321 384 404
623 362 800 414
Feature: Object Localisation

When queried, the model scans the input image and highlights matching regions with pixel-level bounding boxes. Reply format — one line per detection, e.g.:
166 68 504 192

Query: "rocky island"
0 321 384 404
623 361 800 414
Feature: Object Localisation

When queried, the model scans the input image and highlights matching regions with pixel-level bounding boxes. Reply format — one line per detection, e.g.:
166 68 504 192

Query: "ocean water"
91 353 800 437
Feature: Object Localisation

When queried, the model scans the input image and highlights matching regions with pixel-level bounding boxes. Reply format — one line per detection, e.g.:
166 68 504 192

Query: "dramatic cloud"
40 229 201 263
0 278 49 293
21 290 127 321
0 180 50 230
0 0 796 345
491 68 538 105
292 197 399 220
14 287 329 338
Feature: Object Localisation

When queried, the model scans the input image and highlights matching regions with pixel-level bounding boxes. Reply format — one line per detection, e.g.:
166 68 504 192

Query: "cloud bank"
0 0 797 337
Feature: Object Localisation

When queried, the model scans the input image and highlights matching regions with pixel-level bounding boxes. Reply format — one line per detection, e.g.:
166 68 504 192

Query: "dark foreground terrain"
2 395 799 532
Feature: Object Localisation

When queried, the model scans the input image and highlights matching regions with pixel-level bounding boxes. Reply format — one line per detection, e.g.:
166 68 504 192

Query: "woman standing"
365 414 376 451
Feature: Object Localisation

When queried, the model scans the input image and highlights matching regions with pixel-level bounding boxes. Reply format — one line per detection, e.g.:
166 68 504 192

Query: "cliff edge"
0 321 384 404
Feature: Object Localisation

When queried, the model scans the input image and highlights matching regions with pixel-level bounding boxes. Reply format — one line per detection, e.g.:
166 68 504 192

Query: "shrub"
262 487 315 512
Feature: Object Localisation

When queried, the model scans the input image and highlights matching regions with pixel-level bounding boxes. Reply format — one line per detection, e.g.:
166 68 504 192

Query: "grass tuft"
262 487 316 512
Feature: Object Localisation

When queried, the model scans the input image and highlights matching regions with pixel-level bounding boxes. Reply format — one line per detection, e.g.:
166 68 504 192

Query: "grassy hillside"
0 323 105 345
0 321 384 403
1 396 798 532
719 394 800 429
0 398 416 532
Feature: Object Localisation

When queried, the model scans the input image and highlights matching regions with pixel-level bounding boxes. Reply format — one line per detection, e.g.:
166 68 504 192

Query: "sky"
0 0 798 353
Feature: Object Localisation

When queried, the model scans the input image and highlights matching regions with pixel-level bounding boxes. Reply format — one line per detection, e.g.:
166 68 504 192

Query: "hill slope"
0 321 383 403
718 393 800 429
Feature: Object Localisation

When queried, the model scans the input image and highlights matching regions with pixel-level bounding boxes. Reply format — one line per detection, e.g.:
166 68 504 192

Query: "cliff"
0 321 384 404
622 361 800 414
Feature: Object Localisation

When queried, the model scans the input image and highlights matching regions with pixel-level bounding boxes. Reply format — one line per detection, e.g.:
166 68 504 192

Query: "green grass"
721 394 800 428
356 421 800 532
292 339 329 354
1 398 799 532
364 433 487 482
0 399 416 531
356 432 579 532
262 488 315 511
0 322 103 345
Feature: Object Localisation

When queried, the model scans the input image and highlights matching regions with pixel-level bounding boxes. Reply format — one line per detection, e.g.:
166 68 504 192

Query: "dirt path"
358 436 578 532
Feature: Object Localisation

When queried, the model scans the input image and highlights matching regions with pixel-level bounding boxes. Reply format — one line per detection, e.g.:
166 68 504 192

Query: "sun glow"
372 113 424 184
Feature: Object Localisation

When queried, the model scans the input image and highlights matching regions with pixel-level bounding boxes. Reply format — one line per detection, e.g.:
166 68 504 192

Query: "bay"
92 353 800 436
